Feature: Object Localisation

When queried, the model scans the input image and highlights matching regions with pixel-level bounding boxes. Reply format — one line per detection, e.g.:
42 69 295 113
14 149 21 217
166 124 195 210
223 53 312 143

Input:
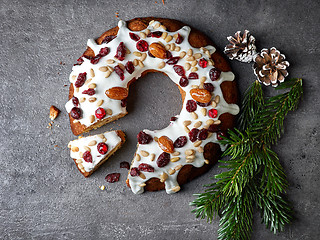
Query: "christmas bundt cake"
65 17 239 193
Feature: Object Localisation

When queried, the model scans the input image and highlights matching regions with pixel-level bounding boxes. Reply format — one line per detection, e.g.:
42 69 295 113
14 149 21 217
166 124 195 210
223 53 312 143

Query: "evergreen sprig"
191 78 303 240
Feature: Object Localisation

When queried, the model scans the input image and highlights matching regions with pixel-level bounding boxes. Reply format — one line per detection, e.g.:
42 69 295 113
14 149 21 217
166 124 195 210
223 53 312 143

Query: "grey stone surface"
0 0 319 239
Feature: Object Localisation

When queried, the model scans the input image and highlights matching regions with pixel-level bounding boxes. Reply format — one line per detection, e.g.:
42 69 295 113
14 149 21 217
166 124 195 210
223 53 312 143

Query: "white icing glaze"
68 131 121 173
66 20 239 194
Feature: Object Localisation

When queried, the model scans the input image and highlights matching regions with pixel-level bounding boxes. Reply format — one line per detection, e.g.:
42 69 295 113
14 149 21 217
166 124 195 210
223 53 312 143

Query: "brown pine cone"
253 47 290 87
224 30 257 63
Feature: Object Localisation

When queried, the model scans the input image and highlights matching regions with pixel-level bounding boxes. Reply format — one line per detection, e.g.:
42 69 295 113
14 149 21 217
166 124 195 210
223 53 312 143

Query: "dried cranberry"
95 108 106 119
129 32 140 41
148 50 155 58
114 65 125 80
204 83 215 92
196 101 210 107
186 100 197 112
121 98 127 107
175 33 183 44
170 116 177 121
208 124 220 133
98 47 110 57
97 142 108 154
114 42 126 61
217 131 227 140
173 65 185 76
198 58 208 68
105 173 120 183
120 161 130 169
148 31 162 38
198 128 208 140
166 51 172 59
70 107 81 119
74 56 84 66
208 109 218 118
156 152 170 168
188 72 199 80
72 96 79 106
83 151 92 163
136 40 148 52
90 56 102 64
189 128 200 142
137 131 152 144
173 136 187 148
82 89 95 95
179 76 189 87
74 72 87 88
166 57 180 65
138 163 155 172
130 167 140 177
101 35 116 44
125 61 134 74
209 68 221 81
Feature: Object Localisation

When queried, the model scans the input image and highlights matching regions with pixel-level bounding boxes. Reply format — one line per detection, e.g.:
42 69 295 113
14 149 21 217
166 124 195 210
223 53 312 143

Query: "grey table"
1 0 319 239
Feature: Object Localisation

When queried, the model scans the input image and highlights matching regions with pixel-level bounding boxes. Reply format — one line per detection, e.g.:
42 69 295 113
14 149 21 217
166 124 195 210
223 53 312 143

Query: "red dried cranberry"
209 68 221 81
173 65 185 76
198 128 208 140
120 161 130 170
175 33 183 44
72 96 79 106
179 76 189 87
121 98 127 107
198 58 208 68
114 42 126 61
101 35 116 44
196 101 210 107
138 163 155 172
189 128 200 142
98 47 110 57
82 89 95 95
170 116 177 121
114 65 125 80
148 31 162 38
105 173 120 183
74 72 87 88
208 124 220 133
166 57 180 65
130 167 140 177
125 61 134 74
204 83 214 92
166 51 172 59
186 100 197 112
217 131 227 140
95 108 106 119
148 50 155 58
137 131 153 144
173 136 187 148
129 32 140 41
83 151 92 163
97 142 108 154
90 55 102 64
208 109 218 118
156 152 170 168
74 56 84 66
136 40 148 52
188 72 199 80
70 107 81 119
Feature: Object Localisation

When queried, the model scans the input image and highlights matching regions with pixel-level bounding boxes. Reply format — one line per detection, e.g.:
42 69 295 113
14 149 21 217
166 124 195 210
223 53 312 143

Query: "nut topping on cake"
149 42 167 59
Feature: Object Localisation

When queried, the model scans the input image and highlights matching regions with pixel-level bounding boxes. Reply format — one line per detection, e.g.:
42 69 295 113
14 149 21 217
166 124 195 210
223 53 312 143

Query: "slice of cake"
67 130 125 177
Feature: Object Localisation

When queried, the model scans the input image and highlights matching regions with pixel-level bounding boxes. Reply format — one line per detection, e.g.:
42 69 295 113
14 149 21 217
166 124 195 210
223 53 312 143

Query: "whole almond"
149 42 167 59
158 136 174 153
190 88 211 103
105 87 128 100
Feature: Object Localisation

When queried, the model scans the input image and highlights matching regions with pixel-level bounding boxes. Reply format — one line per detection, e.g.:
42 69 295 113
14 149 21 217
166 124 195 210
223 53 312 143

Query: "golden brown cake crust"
68 17 238 191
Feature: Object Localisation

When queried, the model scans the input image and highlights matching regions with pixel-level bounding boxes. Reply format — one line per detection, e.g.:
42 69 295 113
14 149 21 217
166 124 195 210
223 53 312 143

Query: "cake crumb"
100 185 105 190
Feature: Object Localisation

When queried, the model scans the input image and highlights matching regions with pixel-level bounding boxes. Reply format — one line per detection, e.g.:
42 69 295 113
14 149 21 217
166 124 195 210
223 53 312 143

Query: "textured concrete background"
0 0 319 239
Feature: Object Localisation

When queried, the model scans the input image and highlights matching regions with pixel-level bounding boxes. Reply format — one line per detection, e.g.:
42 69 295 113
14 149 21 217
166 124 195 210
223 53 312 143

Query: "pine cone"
224 30 257 63
253 47 290 87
